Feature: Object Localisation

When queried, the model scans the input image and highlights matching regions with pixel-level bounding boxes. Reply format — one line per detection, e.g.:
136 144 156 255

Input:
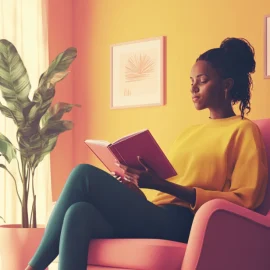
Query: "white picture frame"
110 36 165 109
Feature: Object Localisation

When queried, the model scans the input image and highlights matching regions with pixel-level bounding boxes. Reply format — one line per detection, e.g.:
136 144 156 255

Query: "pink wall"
48 0 74 201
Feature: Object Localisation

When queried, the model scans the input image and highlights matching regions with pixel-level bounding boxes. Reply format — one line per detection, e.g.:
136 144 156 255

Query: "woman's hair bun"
220 37 255 74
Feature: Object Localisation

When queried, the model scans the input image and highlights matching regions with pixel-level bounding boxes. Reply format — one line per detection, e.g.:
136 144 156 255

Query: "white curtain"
0 0 52 225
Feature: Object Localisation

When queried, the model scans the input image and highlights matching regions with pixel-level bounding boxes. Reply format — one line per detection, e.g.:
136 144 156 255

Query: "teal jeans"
29 164 194 270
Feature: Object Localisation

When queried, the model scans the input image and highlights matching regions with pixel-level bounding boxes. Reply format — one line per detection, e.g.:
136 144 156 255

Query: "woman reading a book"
26 37 268 270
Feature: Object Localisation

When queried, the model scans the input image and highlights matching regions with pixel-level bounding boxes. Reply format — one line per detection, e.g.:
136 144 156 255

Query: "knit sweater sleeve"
190 123 268 213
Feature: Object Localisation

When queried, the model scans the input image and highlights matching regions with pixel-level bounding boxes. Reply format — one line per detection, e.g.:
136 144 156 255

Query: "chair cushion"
87 238 187 269
52 238 187 269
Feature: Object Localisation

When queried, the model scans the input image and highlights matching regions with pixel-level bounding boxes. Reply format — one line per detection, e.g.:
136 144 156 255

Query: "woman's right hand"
110 172 147 199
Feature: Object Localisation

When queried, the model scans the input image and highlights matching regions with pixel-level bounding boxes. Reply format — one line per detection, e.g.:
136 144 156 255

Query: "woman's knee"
62 202 114 238
63 202 94 227
67 163 100 186
71 163 96 177
67 163 114 187
62 163 117 198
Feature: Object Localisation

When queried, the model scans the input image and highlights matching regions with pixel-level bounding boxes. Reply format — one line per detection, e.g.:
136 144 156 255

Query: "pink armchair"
49 119 270 270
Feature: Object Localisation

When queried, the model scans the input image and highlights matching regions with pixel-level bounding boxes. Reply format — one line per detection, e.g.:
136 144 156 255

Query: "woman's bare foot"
25 265 35 270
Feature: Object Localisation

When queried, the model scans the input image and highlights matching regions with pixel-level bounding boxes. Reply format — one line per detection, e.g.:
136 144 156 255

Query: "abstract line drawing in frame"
265 15 270 79
110 36 165 109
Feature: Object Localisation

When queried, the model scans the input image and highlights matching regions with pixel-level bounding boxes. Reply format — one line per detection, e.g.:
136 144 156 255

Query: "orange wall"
49 0 270 200
48 0 74 201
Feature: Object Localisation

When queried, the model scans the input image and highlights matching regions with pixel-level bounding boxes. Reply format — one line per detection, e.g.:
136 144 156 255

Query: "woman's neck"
209 106 236 119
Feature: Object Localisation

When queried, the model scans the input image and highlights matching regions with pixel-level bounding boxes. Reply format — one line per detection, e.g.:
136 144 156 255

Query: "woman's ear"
223 78 234 91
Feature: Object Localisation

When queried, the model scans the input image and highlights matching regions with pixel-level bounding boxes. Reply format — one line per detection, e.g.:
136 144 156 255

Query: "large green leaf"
38 47 77 88
18 101 79 162
31 136 57 169
29 86 55 121
31 120 73 169
17 128 42 159
27 101 79 167
40 120 73 138
0 40 31 103
0 39 31 126
23 47 77 133
0 133 17 163
41 102 81 126
49 71 69 86
0 101 14 119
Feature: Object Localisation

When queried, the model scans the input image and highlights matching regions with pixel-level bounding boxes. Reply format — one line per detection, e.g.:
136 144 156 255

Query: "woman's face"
190 60 225 111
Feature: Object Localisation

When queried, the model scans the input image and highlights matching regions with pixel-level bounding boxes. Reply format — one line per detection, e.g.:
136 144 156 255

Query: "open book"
84 129 177 180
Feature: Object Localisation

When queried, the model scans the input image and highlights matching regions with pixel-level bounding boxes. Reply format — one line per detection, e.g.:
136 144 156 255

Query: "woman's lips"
192 96 200 102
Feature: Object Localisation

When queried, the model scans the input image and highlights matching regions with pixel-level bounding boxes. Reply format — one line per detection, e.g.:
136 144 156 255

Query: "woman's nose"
191 85 199 94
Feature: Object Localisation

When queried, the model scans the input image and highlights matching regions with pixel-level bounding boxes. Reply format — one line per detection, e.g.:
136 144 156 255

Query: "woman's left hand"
115 156 165 189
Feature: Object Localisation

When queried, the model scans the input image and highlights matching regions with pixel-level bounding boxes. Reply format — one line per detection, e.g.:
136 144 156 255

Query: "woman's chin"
193 104 205 110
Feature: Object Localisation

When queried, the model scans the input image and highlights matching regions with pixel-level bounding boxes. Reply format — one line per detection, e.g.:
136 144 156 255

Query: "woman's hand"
115 156 165 189
110 172 147 199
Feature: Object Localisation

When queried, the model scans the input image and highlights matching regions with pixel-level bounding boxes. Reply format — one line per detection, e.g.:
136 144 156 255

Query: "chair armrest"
181 199 270 270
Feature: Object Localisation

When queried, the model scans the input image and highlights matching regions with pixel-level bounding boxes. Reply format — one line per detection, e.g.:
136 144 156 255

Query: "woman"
26 37 268 270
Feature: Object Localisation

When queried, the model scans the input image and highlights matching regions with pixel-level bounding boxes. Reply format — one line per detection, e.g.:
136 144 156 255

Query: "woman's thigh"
68 164 194 242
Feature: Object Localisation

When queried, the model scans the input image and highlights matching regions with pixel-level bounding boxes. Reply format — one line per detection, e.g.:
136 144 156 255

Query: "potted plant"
0 39 79 269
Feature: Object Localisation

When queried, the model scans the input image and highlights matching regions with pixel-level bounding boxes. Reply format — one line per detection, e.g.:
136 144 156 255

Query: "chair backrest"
254 119 270 216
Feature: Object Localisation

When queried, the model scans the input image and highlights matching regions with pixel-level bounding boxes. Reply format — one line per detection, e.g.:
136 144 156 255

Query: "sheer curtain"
0 0 52 225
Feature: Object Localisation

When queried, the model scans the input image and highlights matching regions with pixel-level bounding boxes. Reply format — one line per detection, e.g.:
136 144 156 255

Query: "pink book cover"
84 129 177 179
84 140 126 178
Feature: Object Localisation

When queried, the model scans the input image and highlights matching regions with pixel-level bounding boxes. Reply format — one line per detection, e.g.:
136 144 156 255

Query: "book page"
84 140 125 177
84 140 110 147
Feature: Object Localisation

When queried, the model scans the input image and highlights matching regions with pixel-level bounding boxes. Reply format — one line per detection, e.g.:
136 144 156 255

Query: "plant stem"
0 163 22 206
21 156 29 228
30 195 37 228
26 165 30 195
29 167 33 227
30 198 33 227
16 157 23 183
29 171 32 227
30 169 37 228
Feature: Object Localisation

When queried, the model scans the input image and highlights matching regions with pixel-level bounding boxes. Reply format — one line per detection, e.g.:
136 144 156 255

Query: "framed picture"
265 15 270 78
110 36 165 109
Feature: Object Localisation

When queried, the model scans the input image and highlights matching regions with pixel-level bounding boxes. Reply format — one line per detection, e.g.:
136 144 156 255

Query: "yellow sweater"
151 115 268 214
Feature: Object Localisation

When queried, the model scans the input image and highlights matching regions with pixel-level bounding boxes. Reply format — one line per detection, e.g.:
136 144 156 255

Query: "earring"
224 90 228 100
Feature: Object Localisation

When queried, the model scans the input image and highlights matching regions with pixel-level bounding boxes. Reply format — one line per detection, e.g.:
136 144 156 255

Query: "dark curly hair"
197 38 256 119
